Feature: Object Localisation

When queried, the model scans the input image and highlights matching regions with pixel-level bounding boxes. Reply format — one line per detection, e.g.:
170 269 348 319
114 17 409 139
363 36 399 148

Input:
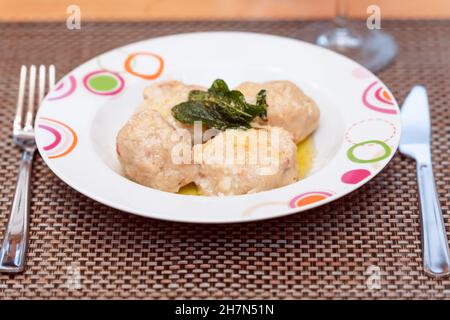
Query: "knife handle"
416 156 450 277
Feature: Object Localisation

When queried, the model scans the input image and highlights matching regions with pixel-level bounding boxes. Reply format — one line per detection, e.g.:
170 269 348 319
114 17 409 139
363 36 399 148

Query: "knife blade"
399 86 450 277
399 85 430 150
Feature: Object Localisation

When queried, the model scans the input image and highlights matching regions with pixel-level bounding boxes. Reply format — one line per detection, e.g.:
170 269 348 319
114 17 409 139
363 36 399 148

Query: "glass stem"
334 0 349 28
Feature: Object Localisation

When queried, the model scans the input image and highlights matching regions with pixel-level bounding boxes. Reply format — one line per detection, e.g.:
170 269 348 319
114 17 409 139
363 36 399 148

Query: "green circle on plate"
347 140 391 163
89 75 118 91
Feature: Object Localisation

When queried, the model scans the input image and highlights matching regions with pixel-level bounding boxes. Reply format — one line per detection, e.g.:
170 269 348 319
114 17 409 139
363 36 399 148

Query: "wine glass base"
317 27 362 49
301 22 397 73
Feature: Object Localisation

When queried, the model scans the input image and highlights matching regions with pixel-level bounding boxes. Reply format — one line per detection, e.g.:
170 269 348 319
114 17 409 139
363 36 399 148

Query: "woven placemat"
0 20 449 299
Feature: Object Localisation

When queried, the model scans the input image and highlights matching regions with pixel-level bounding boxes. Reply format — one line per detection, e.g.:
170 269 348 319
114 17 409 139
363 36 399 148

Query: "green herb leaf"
255 89 268 119
208 79 230 95
172 79 268 131
172 101 248 130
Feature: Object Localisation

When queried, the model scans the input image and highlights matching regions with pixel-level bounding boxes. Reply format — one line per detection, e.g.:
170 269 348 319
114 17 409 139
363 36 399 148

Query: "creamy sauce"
178 136 315 196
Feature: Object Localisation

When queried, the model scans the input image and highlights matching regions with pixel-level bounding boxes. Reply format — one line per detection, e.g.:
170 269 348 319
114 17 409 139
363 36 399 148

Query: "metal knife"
399 85 450 277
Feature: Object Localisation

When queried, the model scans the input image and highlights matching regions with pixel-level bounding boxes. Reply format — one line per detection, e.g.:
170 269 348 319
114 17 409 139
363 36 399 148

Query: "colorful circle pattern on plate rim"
289 191 334 208
124 52 164 80
362 80 397 114
47 75 77 101
37 118 78 159
83 70 125 96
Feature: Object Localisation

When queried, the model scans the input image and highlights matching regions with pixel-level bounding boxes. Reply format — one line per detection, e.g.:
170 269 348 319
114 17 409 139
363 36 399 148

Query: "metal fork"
0 65 55 273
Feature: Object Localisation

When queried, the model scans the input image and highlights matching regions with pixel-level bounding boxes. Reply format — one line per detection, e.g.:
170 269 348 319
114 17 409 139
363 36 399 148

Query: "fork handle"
0 149 34 273
416 155 450 277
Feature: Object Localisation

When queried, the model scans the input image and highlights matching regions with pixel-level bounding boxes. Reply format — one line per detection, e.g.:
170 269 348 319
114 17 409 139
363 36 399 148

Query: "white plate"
35 32 401 223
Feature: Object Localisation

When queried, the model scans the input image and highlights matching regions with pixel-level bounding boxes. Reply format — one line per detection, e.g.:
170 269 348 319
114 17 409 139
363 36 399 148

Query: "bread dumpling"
116 107 197 193
237 80 320 143
194 127 298 196
143 80 205 134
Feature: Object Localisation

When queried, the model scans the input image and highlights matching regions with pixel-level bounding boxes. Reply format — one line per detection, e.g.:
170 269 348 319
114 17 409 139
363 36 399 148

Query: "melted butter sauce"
296 135 315 179
178 136 315 196
178 182 201 195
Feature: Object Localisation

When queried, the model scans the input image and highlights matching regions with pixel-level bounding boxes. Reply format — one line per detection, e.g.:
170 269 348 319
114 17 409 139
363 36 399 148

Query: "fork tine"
37 65 46 104
28 65 46 130
24 65 37 131
13 66 27 131
48 65 56 90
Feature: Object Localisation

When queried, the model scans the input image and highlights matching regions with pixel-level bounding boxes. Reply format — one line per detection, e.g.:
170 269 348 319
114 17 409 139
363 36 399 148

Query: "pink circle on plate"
341 169 371 184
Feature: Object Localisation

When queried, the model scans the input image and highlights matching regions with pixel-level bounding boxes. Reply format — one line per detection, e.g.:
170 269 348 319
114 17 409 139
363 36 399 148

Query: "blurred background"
1 0 450 21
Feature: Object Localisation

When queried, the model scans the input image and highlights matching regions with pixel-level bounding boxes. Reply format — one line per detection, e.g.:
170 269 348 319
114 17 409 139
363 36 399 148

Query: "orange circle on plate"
382 89 392 102
124 52 164 80
295 194 327 207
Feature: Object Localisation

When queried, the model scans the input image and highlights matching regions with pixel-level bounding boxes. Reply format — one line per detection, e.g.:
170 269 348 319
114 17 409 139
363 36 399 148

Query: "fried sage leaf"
172 79 267 130
172 101 248 130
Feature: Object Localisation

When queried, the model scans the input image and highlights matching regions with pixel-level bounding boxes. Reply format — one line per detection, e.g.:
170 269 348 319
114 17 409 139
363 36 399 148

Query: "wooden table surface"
1 0 450 21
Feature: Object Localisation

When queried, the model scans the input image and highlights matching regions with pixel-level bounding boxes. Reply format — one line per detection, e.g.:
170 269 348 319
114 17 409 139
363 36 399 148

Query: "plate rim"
35 31 402 224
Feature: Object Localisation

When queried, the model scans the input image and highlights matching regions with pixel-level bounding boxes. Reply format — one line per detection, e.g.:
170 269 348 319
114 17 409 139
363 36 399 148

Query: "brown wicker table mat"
0 20 449 299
